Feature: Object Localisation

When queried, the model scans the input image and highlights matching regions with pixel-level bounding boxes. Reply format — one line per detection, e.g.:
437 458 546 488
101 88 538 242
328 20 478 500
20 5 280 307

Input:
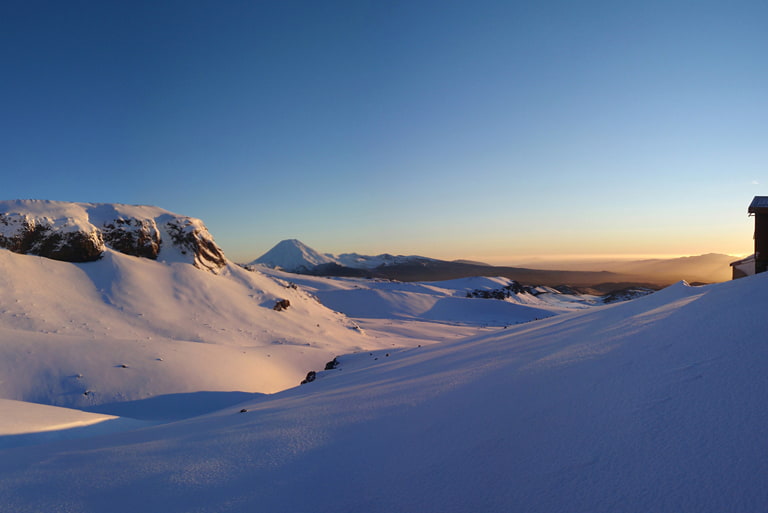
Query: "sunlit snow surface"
1 248 767 512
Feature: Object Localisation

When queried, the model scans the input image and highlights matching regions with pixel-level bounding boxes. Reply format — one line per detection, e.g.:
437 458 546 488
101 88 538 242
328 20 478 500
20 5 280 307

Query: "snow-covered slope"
0 245 385 408
3 274 766 512
0 399 148 448
256 269 598 326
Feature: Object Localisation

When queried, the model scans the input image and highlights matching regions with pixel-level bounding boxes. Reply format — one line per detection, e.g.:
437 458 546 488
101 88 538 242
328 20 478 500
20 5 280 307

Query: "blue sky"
1 0 765 263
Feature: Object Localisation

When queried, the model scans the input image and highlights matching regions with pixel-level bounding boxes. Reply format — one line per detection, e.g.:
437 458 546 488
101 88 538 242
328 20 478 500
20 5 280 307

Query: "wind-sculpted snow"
3 271 766 512
0 200 226 271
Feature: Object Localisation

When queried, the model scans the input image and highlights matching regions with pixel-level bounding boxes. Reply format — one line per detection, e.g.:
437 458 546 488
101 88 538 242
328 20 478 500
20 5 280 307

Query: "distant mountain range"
250 240 737 288
515 253 737 285
250 239 438 272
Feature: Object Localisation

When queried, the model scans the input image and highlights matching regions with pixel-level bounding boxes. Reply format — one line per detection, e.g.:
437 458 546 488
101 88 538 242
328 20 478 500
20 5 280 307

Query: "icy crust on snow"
0 200 226 271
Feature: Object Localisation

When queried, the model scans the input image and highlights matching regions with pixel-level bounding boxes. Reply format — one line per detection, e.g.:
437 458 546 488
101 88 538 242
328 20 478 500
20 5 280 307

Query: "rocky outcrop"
163 216 227 272
0 200 227 272
102 218 161 259
0 213 103 263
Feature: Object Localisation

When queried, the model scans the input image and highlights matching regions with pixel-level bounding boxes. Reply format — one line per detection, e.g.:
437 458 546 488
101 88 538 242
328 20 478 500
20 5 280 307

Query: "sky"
1 0 766 264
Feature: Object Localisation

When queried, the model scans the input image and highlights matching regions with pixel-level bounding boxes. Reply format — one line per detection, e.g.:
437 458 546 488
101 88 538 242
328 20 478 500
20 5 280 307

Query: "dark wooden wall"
755 213 768 273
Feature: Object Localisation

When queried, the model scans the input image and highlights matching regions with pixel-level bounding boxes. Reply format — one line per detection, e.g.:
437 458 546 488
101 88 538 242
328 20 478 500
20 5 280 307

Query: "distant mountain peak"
250 240 436 273
250 239 336 272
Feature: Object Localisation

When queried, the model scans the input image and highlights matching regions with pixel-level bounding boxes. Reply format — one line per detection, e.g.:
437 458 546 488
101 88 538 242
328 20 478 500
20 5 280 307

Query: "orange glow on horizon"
462 251 752 267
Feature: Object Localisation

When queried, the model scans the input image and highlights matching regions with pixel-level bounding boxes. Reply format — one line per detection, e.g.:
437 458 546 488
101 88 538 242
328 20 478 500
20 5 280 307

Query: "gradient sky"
1 0 765 264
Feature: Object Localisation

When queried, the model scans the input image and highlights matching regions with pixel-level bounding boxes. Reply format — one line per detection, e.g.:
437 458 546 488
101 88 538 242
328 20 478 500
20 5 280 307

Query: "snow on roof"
748 196 768 213
730 254 755 266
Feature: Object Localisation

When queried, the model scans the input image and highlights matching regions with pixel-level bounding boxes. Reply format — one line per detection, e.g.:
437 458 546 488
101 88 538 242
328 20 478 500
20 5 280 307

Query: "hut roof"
748 196 768 213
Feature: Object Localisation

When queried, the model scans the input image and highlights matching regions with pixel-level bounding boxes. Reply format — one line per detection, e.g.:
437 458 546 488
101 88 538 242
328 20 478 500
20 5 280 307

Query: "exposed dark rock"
0 213 103 262
300 370 316 385
32 229 103 262
466 280 532 300
273 299 291 311
164 217 227 272
324 357 339 370
102 218 161 259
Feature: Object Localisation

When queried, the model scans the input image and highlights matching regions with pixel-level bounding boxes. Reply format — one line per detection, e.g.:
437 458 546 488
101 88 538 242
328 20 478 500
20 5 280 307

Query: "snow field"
1 270 767 511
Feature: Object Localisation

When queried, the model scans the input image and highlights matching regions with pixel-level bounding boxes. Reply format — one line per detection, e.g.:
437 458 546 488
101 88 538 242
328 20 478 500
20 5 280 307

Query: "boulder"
300 371 316 385
273 299 291 311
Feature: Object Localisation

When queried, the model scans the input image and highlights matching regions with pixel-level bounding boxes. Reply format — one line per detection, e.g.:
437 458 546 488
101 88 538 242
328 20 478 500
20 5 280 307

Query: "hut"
731 196 768 279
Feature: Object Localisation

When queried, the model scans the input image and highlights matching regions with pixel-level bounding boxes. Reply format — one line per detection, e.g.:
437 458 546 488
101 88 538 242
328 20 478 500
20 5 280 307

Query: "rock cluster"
273 299 291 311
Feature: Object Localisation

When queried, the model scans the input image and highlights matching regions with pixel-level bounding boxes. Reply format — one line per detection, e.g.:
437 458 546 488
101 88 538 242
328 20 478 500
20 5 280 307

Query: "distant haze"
510 253 738 284
251 239 736 286
501 253 742 269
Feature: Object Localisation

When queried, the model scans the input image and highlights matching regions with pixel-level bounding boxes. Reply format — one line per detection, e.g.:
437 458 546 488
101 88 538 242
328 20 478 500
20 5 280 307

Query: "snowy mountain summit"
0 200 226 272
250 238 433 272
251 238 336 272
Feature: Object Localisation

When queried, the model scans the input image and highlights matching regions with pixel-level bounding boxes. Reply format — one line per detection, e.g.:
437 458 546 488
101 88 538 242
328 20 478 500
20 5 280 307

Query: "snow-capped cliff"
0 200 226 272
